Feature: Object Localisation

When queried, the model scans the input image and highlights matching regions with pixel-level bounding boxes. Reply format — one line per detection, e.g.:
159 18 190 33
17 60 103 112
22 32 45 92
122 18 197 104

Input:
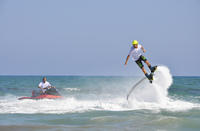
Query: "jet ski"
18 87 62 100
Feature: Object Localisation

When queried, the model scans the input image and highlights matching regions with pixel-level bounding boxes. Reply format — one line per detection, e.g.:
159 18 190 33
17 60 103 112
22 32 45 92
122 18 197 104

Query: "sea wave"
64 88 81 91
0 66 199 114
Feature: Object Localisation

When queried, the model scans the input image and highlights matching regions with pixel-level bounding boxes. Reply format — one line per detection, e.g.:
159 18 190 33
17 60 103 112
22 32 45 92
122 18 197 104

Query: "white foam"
0 66 199 114
64 88 80 91
127 66 199 111
0 97 129 114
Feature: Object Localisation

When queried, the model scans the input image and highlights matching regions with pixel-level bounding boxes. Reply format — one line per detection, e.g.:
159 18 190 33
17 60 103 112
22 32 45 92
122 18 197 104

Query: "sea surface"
0 66 200 131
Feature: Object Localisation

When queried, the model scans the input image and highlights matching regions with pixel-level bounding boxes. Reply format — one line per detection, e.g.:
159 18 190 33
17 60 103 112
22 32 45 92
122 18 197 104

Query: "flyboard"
126 66 158 100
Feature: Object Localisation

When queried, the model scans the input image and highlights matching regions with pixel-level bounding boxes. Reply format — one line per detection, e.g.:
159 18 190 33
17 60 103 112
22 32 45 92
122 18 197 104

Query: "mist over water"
0 66 199 114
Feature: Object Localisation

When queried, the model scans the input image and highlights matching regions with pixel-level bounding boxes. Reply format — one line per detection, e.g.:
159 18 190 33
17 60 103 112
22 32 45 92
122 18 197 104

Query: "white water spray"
0 66 199 114
128 66 198 111
128 66 172 103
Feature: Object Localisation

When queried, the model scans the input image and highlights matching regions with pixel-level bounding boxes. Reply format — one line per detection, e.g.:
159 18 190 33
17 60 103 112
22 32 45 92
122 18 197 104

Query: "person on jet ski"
18 77 60 100
38 77 54 94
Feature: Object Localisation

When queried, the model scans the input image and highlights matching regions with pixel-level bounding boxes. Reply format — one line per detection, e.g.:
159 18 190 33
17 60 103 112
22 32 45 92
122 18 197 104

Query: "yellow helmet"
132 40 138 45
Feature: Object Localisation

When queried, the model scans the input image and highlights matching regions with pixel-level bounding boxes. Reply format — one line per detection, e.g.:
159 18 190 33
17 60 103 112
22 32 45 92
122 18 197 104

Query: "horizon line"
0 75 199 77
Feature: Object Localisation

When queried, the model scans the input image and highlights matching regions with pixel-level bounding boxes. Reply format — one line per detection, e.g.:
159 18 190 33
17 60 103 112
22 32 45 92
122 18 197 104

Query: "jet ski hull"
18 94 62 100
18 88 62 100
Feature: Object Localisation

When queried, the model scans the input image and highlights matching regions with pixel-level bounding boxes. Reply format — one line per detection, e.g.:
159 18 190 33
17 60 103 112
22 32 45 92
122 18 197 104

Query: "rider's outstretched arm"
125 55 130 65
141 46 146 53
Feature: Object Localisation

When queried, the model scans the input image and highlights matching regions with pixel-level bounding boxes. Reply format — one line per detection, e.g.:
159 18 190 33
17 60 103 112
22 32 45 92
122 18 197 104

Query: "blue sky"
0 0 199 76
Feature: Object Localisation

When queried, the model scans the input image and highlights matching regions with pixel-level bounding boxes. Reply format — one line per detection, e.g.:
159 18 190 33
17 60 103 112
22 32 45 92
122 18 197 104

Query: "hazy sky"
0 0 199 76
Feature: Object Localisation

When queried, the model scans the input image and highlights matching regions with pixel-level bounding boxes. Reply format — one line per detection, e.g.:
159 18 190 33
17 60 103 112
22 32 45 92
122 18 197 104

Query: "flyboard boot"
148 66 157 83
145 73 153 83
150 66 157 73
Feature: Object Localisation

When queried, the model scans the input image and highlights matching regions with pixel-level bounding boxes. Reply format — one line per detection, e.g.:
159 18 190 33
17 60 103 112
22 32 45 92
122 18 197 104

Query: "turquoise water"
0 67 200 131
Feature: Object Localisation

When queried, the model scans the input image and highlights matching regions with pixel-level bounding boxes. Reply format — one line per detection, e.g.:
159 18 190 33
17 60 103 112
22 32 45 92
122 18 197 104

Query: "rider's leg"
136 58 152 79
141 67 147 74
140 55 152 69
142 56 156 72
145 60 157 73
144 60 151 67
140 55 156 76
144 60 152 69
142 67 152 79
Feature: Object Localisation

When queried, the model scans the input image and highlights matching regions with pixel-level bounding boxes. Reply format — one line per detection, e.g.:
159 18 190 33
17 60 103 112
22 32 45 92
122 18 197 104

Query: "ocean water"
0 66 200 131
